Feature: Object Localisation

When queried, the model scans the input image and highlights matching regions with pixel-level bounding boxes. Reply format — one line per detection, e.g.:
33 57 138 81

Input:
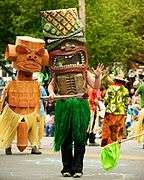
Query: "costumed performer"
0 36 49 154
101 74 129 147
41 8 103 178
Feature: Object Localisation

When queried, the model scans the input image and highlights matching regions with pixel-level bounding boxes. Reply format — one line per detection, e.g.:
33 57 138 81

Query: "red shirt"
88 88 100 112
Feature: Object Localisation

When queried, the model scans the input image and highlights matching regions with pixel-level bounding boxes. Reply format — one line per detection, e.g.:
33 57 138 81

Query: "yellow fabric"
133 108 144 143
0 105 39 148
37 115 45 144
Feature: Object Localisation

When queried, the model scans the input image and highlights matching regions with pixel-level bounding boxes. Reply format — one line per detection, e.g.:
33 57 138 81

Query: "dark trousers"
87 132 96 143
61 130 86 174
87 111 96 143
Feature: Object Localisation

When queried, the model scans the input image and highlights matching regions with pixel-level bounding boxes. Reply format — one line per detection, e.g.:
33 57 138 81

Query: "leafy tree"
0 0 144 70
86 0 144 67
0 0 78 72
0 0 78 56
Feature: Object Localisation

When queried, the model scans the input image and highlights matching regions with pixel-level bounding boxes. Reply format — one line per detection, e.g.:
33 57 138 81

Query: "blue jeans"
45 124 54 137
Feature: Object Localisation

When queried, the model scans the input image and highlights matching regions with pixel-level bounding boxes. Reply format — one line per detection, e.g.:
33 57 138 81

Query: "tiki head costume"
41 8 88 96
41 9 90 154
4 36 49 114
5 36 48 73
0 36 49 153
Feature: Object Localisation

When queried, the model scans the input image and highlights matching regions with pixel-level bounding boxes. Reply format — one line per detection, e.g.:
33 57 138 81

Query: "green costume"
54 98 90 151
136 84 144 108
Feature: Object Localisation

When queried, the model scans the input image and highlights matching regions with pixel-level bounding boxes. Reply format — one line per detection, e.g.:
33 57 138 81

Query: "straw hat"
114 73 126 82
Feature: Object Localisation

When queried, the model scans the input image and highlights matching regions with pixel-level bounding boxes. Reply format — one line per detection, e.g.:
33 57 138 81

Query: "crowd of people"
1 63 144 178
34 66 144 151
0 7 144 179
1 62 144 166
86 71 144 150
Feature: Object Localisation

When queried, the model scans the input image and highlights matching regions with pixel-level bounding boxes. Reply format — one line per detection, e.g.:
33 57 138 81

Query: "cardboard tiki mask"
5 36 48 73
4 36 49 114
41 8 88 96
0 36 49 152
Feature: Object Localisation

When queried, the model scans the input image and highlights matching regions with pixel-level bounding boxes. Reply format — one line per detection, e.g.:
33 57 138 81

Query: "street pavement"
0 137 144 180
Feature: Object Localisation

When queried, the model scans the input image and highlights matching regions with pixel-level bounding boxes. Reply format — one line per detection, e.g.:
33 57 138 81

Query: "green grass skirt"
54 98 90 151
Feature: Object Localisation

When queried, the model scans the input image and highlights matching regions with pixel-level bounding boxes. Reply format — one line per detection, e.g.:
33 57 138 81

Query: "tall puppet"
0 36 49 154
41 8 103 177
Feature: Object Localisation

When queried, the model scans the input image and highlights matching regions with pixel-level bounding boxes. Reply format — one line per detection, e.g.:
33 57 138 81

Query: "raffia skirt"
131 108 144 143
0 105 39 148
54 98 90 151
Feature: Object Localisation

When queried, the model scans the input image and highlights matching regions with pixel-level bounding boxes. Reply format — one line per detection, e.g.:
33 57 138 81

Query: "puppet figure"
0 36 49 155
41 8 103 177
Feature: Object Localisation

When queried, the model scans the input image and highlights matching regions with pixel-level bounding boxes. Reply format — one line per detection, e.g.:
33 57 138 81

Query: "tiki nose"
27 53 37 60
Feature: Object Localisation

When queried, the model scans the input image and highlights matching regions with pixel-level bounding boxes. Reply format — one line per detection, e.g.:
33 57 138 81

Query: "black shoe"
73 172 83 178
62 172 71 177
31 146 42 154
5 147 12 155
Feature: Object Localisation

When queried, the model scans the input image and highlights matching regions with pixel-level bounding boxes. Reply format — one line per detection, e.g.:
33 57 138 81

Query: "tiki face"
5 36 49 73
49 41 88 73
41 8 87 74
14 45 45 72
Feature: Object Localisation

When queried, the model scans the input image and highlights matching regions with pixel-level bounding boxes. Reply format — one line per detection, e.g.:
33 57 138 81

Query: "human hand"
92 64 104 78
48 92 56 101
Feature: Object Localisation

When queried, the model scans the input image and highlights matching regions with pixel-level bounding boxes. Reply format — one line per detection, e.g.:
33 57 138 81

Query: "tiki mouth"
52 51 86 69
15 62 41 72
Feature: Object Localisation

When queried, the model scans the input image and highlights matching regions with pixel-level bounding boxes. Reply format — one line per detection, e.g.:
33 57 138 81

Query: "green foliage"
0 0 144 68
86 0 144 67
0 0 78 57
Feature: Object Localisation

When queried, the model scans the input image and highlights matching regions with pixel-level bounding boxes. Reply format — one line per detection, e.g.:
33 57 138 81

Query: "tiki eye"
71 44 75 48
16 45 30 54
61 46 65 50
35 48 45 56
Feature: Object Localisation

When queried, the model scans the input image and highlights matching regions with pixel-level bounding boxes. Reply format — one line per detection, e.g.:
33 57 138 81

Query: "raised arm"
87 64 104 89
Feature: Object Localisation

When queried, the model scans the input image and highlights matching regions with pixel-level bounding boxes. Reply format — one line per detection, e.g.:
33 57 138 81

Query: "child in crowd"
97 97 106 138
45 112 54 137
126 97 140 136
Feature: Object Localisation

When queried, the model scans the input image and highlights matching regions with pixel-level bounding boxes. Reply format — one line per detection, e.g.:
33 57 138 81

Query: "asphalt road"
0 137 144 180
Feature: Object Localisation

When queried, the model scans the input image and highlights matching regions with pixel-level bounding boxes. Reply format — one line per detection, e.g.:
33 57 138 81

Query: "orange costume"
0 36 49 154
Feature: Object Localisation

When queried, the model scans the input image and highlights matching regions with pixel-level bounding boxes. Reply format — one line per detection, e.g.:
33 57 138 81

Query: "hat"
114 74 126 82
40 8 85 50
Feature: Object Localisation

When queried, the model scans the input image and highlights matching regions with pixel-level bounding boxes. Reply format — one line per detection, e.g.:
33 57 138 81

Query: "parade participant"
87 86 100 146
0 77 5 87
133 82 144 148
0 36 49 154
101 74 129 147
41 8 103 178
32 73 48 148
45 112 54 137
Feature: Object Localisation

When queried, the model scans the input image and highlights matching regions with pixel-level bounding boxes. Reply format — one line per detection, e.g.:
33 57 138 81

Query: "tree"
0 0 144 69
86 0 144 67
0 0 78 57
